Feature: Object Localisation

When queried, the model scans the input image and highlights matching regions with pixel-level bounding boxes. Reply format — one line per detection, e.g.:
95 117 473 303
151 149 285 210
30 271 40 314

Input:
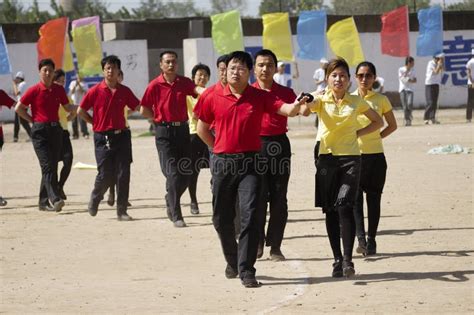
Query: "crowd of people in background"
0 47 472 289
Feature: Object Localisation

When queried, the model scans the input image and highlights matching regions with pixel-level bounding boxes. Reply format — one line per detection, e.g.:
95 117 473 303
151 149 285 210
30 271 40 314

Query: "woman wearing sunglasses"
352 61 397 256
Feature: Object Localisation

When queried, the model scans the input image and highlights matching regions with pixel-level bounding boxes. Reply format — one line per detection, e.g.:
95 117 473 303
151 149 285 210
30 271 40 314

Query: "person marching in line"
12 71 32 142
398 56 417 126
52 69 75 201
15 59 75 212
0 89 17 206
196 51 308 288
352 61 397 256
186 63 211 215
140 51 198 228
252 49 301 261
69 73 89 139
305 57 383 278
424 53 444 124
78 55 140 221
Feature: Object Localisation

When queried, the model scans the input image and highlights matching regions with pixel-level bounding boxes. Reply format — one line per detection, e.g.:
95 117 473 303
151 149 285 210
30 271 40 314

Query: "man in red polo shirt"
140 50 197 228
196 51 308 288
0 89 16 206
252 49 303 262
78 55 140 221
15 59 74 212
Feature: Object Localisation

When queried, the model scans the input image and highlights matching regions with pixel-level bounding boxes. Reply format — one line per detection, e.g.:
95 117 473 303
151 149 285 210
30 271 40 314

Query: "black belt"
261 133 287 140
214 152 258 159
156 121 188 127
98 128 128 136
33 121 60 127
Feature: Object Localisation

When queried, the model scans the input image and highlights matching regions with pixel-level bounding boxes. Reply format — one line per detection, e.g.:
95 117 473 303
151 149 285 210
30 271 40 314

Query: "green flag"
211 10 244 55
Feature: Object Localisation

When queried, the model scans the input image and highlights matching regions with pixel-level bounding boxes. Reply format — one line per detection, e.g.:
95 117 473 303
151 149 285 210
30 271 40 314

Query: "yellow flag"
327 17 364 67
262 13 293 61
211 10 244 55
72 24 102 77
63 33 74 72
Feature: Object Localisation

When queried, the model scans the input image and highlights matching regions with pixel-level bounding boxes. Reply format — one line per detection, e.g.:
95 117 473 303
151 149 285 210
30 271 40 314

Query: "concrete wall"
183 29 474 108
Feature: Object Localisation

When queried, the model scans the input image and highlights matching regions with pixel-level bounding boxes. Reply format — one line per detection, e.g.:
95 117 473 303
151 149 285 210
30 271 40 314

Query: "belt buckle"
172 122 181 127
114 129 121 134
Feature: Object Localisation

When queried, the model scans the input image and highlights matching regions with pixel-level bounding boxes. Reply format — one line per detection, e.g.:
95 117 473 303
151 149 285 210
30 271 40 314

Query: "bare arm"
277 94 310 117
196 120 214 148
77 107 93 124
15 102 33 123
357 108 383 138
380 110 397 139
468 68 473 87
140 106 154 119
433 59 444 74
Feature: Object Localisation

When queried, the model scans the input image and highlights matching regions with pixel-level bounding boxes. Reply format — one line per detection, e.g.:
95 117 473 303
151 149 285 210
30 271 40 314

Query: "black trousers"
155 124 191 222
90 129 132 214
212 154 260 278
353 153 387 240
424 84 440 121
58 130 73 189
256 134 291 249
32 122 63 206
467 87 474 121
72 116 89 137
14 113 32 139
188 133 209 204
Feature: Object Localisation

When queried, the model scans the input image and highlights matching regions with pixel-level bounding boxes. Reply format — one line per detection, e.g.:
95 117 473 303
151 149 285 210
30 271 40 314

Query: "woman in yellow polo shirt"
352 61 397 256
186 63 210 215
306 58 383 278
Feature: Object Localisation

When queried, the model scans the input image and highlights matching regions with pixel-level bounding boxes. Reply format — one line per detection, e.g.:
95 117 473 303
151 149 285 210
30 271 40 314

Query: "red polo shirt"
193 82 224 119
20 82 69 123
141 74 196 122
198 84 283 154
0 90 15 108
252 81 296 136
80 81 139 132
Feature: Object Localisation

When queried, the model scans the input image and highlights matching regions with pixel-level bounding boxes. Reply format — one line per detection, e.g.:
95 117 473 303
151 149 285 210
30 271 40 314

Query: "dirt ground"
0 108 472 314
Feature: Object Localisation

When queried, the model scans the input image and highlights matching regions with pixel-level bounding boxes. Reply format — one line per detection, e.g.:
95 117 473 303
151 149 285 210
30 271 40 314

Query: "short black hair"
38 58 55 71
53 69 65 81
226 51 253 71
101 55 121 70
254 49 278 67
355 61 377 77
191 63 211 79
216 54 228 67
160 50 178 60
405 56 414 65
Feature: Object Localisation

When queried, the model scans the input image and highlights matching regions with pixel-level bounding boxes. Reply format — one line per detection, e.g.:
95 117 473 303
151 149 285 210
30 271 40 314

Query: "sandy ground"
0 108 473 314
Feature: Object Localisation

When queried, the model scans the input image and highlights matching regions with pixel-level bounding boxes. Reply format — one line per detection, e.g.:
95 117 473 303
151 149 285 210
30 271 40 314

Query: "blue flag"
296 10 327 60
0 26 12 75
416 6 443 56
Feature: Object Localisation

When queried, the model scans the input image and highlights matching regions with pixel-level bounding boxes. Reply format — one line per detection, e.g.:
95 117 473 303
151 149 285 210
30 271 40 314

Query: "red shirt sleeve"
263 90 283 114
187 78 198 98
79 88 94 111
140 83 155 109
125 87 140 111
197 93 214 125
56 85 69 105
20 86 36 107
0 90 15 108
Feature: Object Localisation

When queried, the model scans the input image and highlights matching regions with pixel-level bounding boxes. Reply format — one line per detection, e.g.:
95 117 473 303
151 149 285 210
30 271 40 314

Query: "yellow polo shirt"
187 95 198 135
309 89 370 156
58 105 69 131
352 90 392 154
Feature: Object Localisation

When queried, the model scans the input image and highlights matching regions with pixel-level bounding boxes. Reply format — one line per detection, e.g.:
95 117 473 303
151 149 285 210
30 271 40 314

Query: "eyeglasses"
356 73 374 79
228 66 248 73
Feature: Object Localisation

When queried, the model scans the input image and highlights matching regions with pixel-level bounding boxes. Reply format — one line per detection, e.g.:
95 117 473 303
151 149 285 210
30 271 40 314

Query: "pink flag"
381 6 409 57
72 16 101 41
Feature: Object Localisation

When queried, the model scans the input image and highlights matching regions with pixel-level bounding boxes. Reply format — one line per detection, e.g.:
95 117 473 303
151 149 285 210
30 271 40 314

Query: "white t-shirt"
398 66 416 92
69 80 88 105
466 57 474 85
16 81 26 101
425 59 442 85
273 73 291 87
313 68 326 92
373 77 384 93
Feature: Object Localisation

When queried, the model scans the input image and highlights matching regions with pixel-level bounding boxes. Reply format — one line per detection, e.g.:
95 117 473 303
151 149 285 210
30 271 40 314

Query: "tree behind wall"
259 0 325 15
330 0 430 14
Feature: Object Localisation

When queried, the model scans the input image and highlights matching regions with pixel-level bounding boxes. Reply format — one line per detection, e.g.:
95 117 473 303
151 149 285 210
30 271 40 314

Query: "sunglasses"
356 73 374 79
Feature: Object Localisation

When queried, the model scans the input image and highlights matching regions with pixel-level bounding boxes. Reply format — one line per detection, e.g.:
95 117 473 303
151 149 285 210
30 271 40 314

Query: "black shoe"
0 197 7 207
269 247 286 261
88 200 98 217
356 236 367 256
190 202 199 215
332 260 343 278
127 201 132 207
52 199 65 212
39 203 54 211
257 241 264 259
107 191 115 207
367 237 377 255
241 274 261 288
342 260 355 278
59 187 67 200
224 264 238 279
13 137 18 143
173 219 186 228
117 213 133 221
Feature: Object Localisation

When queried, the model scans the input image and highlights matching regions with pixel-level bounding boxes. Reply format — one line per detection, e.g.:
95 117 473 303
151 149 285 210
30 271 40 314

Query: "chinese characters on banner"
442 35 474 86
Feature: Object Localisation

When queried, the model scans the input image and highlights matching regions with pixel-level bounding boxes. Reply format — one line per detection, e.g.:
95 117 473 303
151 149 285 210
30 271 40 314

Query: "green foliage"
445 0 474 11
330 0 430 14
210 0 246 14
259 0 325 16
0 0 26 23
